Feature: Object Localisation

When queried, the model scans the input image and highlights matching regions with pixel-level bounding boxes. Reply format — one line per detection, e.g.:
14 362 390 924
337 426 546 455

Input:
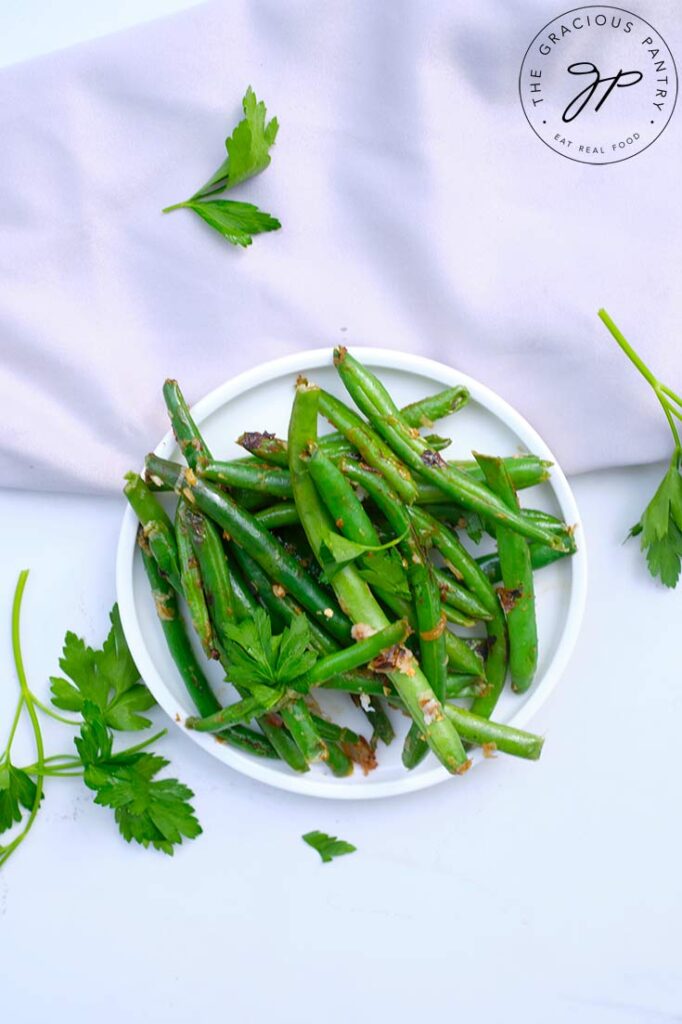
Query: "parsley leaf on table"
0 765 41 835
77 702 201 856
302 830 357 864
50 605 155 730
163 86 281 247
629 452 682 588
184 199 280 248
194 85 279 199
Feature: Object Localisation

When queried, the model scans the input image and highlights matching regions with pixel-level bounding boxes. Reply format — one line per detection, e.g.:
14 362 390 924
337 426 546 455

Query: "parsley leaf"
224 609 317 688
319 531 407 583
164 86 281 248
184 199 280 248
193 86 279 199
302 830 356 864
630 452 682 587
77 703 201 856
50 605 155 730
0 765 41 835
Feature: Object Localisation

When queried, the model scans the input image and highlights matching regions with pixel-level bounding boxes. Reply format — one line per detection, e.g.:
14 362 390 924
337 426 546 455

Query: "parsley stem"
111 728 168 756
661 402 682 452
660 383 682 410
161 201 191 214
29 694 80 727
20 754 81 773
598 308 682 451
0 571 45 870
1 695 25 764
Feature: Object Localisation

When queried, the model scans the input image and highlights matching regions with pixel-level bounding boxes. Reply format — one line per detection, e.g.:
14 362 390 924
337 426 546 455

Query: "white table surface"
1 5 681 1023
1 467 680 1024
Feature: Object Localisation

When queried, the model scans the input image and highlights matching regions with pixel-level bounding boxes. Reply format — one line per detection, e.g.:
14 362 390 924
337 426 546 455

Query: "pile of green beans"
125 354 578 778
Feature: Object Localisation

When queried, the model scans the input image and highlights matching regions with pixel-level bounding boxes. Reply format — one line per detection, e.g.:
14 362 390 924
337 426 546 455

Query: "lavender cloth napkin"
1 0 681 493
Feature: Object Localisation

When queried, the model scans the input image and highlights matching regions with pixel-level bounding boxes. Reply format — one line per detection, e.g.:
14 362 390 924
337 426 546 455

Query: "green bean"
186 508 236 650
323 740 354 777
293 620 410 690
255 502 301 530
162 378 211 471
202 460 293 498
238 386 466 468
477 541 574 584
475 454 538 694
236 432 290 467
402 721 430 769
223 548 260 620
124 473 181 591
258 714 309 772
311 716 361 746
443 705 543 760
442 605 477 628
146 455 353 644
335 348 566 549
175 500 216 659
140 520 296 770
317 389 418 503
289 383 469 774
408 545 448 703
186 694 276 732
280 701 327 763
338 460 485 677
432 566 493 622
217 723 279 759
415 458 550 501
417 497 574 551
228 542 339 656
308 448 409 607
401 385 470 427
138 530 220 718
408 507 497 614
310 449 476 686
410 507 509 716
322 674 393 696
359 695 395 747
446 674 489 699
422 433 451 452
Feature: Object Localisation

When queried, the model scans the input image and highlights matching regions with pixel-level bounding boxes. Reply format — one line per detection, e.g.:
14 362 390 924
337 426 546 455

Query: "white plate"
116 348 587 799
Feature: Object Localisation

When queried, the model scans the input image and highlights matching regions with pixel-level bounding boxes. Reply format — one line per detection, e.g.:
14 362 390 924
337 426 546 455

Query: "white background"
1 5 681 1024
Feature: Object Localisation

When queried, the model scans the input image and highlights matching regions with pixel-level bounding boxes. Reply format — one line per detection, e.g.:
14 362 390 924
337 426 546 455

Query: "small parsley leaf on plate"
224 608 317 688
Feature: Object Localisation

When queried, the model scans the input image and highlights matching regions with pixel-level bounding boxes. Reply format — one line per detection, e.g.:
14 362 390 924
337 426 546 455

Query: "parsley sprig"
163 86 281 247
224 608 317 691
0 571 201 870
600 309 682 587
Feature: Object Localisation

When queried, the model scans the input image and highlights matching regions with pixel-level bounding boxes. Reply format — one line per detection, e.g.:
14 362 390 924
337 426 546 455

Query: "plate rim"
116 347 588 800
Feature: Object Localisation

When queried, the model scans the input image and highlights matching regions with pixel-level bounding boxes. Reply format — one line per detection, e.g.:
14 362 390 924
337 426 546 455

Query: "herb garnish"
599 309 682 587
163 86 281 247
302 830 357 864
0 571 200 869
